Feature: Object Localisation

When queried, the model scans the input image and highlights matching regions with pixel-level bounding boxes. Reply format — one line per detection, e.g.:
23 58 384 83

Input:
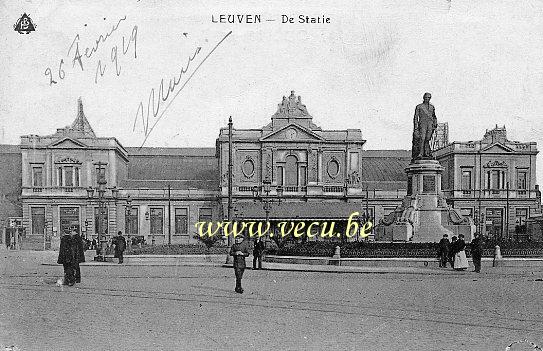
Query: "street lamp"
86 162 108 261
252 177 282 241
125 195 132 250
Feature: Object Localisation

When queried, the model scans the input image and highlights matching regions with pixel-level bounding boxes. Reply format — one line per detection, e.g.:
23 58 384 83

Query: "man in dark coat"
471 233 483 273
437 234 450 268
113 231 127 264
448 236 458 268
57 230 76 286
71 228 86 283
230 236 250 293
253 238 265 270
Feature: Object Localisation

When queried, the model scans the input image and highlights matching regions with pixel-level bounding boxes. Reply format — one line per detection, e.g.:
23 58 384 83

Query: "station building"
0 93 540 249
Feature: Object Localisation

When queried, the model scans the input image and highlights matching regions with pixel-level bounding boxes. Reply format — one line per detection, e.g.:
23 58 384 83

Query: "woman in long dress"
454 234 469 270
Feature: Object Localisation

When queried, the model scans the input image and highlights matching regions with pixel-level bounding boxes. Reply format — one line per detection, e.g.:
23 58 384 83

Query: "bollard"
333 245 341 259
330 246 341 266
493 245 503 267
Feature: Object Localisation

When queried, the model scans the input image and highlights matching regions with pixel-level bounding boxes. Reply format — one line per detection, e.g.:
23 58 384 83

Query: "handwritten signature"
44 16 137 85
133 31 232 147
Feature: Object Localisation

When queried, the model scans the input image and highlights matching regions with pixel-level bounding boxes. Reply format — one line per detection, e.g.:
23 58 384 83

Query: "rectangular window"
198 208 212 223
32 167 43 187
31 207 45 235
517 171 527 190
65 166 73 187
125 207 139 235
461 170 471 190
175 208 188 235
94 207 108 235
150 207 164 234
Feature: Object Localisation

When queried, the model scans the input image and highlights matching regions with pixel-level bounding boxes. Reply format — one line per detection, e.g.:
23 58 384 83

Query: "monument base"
376 159 475 243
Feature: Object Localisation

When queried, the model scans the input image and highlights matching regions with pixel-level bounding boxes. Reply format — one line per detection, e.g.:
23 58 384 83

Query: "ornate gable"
260 123 324 142
481 143 514 153
48 137 87 149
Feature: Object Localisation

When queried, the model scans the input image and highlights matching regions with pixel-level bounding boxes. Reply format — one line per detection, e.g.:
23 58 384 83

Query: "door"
485 208 503 240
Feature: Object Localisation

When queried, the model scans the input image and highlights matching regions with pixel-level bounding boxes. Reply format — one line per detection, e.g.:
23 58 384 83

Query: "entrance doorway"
485 208 503 240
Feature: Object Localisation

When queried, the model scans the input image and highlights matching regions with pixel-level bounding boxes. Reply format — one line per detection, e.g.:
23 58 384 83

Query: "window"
199 208 212 223
57 166 80 187
461 170 471 190
150 208 164 234
175 208 188 235
31 207 45 235
285 155 298 186
32 167 43 187
65 167 73 187
94 207 108 235
125 207 138 235
517 171 527 190
486 170 506 190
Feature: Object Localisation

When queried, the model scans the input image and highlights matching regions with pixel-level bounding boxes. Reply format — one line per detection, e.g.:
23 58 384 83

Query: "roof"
126 147 216 156
361 150 410 182
126 147 218 189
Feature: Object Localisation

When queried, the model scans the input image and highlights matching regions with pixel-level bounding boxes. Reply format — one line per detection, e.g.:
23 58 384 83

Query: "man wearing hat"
438 234 450 268
229 235 250 293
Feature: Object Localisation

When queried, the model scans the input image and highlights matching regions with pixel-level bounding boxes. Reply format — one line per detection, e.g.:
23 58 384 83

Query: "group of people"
57 228 86 286
438 233 483 273
57 230 127 286
229 237 265 294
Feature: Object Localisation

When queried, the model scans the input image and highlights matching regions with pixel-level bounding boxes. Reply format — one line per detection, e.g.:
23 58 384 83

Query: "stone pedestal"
377 159 474 243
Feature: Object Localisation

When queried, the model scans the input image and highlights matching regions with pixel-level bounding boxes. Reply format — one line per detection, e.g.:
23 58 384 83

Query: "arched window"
285 155 298 186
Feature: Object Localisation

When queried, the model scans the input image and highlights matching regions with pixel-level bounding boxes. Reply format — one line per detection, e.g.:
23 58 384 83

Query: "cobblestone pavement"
1 251 543 351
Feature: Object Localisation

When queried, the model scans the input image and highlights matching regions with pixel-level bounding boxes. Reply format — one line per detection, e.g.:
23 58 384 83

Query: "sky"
1 0 542 183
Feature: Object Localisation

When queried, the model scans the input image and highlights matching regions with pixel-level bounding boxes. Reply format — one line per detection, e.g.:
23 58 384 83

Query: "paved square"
1 251 542 351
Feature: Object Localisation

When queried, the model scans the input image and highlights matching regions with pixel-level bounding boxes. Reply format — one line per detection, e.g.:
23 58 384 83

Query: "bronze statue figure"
412 92 438 160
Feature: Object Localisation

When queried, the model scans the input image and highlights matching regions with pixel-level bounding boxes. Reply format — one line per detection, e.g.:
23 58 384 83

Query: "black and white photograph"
1 1 542 350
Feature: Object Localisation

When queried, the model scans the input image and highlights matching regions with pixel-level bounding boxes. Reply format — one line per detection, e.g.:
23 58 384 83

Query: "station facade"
1 93 541 249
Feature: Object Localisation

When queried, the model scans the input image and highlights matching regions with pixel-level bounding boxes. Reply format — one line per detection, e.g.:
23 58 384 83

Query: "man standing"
114 231 127 264
58 230 76 286
412 92 438 160
438 234 450 268
471 233 483 273
230 235 250 293
253 238 264 270
71 228 86 284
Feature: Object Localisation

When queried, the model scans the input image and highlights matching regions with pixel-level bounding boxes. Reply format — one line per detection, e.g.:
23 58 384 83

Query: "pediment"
48 137 87 149
481 143 514 153
260 124 324 142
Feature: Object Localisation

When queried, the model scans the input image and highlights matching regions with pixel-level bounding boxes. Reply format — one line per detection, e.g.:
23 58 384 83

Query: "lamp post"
87 162 108 261
125 195 132 251
252 177 283 241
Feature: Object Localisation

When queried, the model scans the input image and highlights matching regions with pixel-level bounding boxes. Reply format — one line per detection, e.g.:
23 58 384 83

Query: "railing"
238 186 253 192
284 186 299 192
323 186 344 193
443 189 539 199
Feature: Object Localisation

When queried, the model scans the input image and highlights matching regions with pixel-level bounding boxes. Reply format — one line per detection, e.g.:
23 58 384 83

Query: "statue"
412 92 438 161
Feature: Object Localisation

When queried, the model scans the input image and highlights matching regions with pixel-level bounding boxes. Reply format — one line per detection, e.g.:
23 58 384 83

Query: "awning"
226 202 368 221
